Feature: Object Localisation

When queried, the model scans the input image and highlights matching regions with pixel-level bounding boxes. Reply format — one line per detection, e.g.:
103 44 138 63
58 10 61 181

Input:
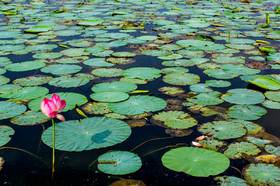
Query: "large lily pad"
0 86 48 100
163 72 200 85
90 91 129 103
5 61 46 72
123 67 161 80
0 101 26 120
41 117 131 151
198 121 247 140
162 147 230 177
224 142 261 159
109 95 166 115
92 81 137 92
221 89 265 105
0 125 15 147
151 111 197 129
41 64 82 75
228 105 267 120
244 163 280 185
98 151 141 175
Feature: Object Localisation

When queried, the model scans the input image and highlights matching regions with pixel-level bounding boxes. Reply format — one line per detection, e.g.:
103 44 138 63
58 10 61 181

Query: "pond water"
0 0 280 185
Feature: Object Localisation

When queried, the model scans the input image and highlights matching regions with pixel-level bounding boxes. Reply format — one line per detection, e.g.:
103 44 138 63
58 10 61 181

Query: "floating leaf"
248 76 280 90
163 72 200 85
5 61 46 72
265 91 280 102
158 87 185 96
228 105 267 121
123 67 161 80
11 111 49 125
265 145 280 157
41 64 82 75
199 139 226 151
198 121 247 140
48 75 89 88
244 163 280 185
162 147 230 177
0 125 14 147
215 176 248 186
91 68 123 77
42 117 131 151
205 80 231 88
0 101 26 120
221 89 265 105
109 95 166 115
82 102 111 115
98 151 141 175
151 111 197 129
0 86 48 100
13 76 52 87
224 142 261 159
90 91 129 103
188 91 223 106
189 84 213 93
92 81 137 93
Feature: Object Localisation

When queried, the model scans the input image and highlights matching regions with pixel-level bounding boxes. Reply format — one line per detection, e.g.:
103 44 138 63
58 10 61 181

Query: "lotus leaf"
24 26 52 33
214 176 248 186
212 56 246 64
152 111 197 129
161 67 189 74
111 52 136 58
0 86 48 100
91 68 123 77
267 53 280 62
11 110 49 125
224 142 261 159
163 72 200 85
245 136 270 147
82 102 111 115
265 91 280 102
0 101 26 120
204 69 237 79
142 50 172 57
244 163 280 185
198 121 247 140
205 80 231 87
55 30 81 36
92 81 137 92
0 125 14 147
262 100 280 109
109 95 166 115
28 92 87 112
199 139 226 151
221 89 265 105
107 57 133 65
189 84 213 93
41 117 131 151
188 91 224 106
41 64 82 75
90 91 129 103
221 64 260 75
0 76 9 85
0 84 22 94
229 120 263 135
228 105 267 121
48 75 90 88
161 147 230 177
77 20 103 26
98 151 142 175
60 48 88 57
33 52 63 59
123 67 161 80
83 58 114 67
25 44 57 52
136 35 157 41
158 87 185 96
13 76 52 87
265 145 280 157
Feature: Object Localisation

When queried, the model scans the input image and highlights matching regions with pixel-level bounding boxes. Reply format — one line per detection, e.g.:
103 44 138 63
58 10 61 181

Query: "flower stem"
51 118 55 179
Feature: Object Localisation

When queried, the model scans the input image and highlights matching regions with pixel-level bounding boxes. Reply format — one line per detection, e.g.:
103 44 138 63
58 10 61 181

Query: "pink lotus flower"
192 141 202 147
41 93 66 121
195 135 205 141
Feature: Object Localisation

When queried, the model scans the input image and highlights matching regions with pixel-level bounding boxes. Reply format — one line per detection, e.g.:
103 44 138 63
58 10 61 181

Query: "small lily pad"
198 121 247 140
162 147 230 177
228 105 267 121
244 163 280 185
0 125 15 147
98 151 142 175
90 91 129 103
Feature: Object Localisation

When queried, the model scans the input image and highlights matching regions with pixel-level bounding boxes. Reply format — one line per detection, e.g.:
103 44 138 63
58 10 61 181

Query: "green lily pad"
111 52 136 58
0 86 48 100
142 50 172 57
215 176 248 186
267 53 280 62
230 120 263 135
13 76 52 87
228 105 267 121
33 52 63 59
41 64 82 75
199 139 226 151
91 68 123 77
90 91 129 103
221 89 265 105
224 142 261 159
92 81 137 93
158 87 185 96
198 121 247 140
262 100 280 109
205 80 231 88
82 102 111 115
98 151 142 175
188 91 224 106
0 76 10 85
163 72 200 85
162 147 230 177
77 20 103 26
151 111 197 129
265 145 280 157
244 163 280 185
0 101 26 120
60 48 88 57
189 84 213 93
48 75 90 88
0 84 22 94
123 67 161 80
28 92 87 112
109 95 166 115
41 117 131 151
221 64 260 75
161 67 189 74
83 58 114 67
265 91 280 102
0 125 15 147
24 26 52 33
204 69 237 79
11 110 49 125
245 136 271 147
